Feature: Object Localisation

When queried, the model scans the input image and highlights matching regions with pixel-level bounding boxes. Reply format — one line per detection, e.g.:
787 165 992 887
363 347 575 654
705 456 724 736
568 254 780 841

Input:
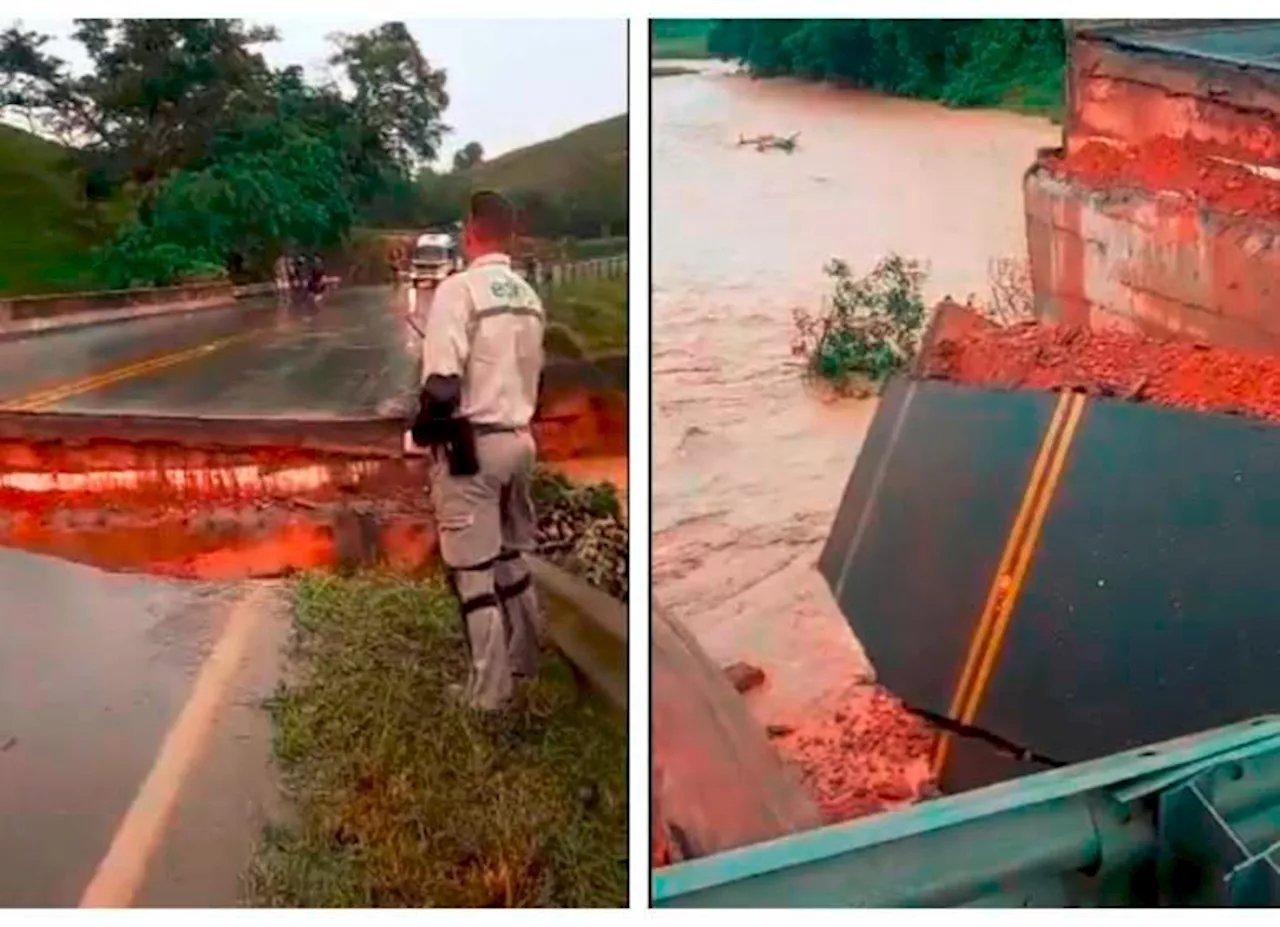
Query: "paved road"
0 548 289 907
0 290 422 905
0 286 421 418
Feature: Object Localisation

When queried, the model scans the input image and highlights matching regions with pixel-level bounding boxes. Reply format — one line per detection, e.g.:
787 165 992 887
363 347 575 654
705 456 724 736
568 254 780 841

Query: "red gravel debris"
1045 137 1280 215
920 304 1280 423
771 686 937 825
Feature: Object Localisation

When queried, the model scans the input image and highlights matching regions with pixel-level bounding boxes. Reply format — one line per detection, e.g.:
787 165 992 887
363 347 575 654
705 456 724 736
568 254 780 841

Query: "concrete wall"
1025 166 1280 351
1068 33 1280 167
0 281 237 339
0 281 233 323
1025 29 1280 349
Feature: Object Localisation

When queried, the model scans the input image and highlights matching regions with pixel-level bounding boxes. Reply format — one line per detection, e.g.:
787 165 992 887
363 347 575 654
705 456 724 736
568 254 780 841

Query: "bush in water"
792 254 928 396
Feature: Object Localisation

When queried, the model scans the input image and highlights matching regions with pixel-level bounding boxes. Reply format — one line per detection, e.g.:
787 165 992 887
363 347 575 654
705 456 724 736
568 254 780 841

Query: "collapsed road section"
654 303 1280 904
0 354 626 580
823 303 1280 794
0 350 629 906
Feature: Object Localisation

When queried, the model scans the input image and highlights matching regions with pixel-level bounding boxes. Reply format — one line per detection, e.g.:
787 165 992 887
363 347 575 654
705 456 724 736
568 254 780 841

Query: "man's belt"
472 423 531 436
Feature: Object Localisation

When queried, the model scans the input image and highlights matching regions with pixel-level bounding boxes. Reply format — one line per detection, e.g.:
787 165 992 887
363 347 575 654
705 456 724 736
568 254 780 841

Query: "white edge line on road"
79 582 279 908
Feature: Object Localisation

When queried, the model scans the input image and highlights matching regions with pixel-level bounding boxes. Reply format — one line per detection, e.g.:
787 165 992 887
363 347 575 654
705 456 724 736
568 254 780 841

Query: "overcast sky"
22 18 628 165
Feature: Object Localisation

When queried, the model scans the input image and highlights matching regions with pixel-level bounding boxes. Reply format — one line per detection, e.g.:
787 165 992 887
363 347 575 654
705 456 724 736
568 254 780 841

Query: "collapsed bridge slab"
820 375 1280 794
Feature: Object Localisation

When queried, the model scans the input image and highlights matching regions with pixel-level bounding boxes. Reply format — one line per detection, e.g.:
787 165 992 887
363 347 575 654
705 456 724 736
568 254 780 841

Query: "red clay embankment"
922 299 1280 421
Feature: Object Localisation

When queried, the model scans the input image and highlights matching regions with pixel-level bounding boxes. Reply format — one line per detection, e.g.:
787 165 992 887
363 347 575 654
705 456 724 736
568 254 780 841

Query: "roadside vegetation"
531 469 628 600
246 467 628 908
244 571 626 908
565 236 628 260
543 277 628 359
651 20 716 60
792 255 928 397
685 19 1066 120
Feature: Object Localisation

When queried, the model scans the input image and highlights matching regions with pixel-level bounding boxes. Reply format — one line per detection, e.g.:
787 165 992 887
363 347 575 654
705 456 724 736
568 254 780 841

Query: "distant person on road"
409 189 546 713
274 253 291 296
308 257 326 297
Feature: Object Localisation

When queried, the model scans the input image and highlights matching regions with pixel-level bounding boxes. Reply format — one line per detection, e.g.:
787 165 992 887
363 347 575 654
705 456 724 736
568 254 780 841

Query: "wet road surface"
652 62 1060 722
0 286 420 418
0 287 416 905
0 548 289 906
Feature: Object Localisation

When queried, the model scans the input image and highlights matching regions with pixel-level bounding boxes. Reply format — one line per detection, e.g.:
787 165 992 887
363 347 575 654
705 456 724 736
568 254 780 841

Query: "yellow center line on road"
930 392 1088 779
1 334 251 413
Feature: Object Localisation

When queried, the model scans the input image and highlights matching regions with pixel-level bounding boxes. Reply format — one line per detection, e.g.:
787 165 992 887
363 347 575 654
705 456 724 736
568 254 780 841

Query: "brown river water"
652 62 1060 725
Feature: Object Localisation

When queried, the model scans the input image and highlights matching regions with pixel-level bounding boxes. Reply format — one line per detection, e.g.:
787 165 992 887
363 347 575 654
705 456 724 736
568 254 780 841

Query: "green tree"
452 140 484 171
328 21 450 171
1 19 277 187
703 19 1064 116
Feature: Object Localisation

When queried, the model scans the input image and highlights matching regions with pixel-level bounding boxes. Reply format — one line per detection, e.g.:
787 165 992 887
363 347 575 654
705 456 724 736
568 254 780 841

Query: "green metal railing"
654 717 1280 907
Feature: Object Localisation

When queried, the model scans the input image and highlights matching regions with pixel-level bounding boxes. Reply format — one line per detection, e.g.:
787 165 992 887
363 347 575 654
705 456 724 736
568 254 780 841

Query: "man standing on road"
410 189 546 713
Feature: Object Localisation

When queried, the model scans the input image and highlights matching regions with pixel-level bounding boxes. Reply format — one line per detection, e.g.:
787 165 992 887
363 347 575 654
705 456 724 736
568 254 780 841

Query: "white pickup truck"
409 231 462 288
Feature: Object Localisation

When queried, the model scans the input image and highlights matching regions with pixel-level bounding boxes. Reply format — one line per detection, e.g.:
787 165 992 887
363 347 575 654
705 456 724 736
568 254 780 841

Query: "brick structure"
1026 21 1280 350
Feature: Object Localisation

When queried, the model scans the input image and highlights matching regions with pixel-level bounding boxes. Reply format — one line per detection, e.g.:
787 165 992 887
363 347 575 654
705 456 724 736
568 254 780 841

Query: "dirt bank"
1045 137 1280 214
921 301 1280 421
772 687 937 824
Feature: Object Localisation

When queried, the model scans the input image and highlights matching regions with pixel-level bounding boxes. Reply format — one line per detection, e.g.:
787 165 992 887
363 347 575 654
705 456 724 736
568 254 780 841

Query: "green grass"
244 572 627 908
565 236 628 260
0 125 126 296
543 277 628 358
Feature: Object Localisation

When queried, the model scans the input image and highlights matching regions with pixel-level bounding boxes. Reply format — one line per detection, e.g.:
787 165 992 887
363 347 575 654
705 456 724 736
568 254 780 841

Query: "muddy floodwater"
652 62 1060 723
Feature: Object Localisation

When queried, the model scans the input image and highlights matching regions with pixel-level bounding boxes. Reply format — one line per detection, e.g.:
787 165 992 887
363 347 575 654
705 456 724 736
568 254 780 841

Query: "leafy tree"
3 17 456 288
328 21 450 171
452 140 483 171
1 19 277 187
704 19 1064 116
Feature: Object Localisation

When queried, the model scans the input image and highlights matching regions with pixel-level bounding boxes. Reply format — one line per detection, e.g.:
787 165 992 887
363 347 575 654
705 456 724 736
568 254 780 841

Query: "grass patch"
543 277 628 358
244 571 627 908
565 236 628 260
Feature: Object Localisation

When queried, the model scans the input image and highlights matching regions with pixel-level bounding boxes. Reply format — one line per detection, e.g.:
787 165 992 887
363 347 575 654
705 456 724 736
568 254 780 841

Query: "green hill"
0 125 119 296
410 114 627 239
470 114 626 195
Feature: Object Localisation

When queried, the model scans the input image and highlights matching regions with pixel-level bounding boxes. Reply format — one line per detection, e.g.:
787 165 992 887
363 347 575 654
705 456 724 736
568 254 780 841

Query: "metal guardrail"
529 555 627 713
655 716 1280 907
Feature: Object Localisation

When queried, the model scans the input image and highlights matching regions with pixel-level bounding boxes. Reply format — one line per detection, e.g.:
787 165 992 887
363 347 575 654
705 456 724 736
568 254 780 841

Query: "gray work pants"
430 429 542 711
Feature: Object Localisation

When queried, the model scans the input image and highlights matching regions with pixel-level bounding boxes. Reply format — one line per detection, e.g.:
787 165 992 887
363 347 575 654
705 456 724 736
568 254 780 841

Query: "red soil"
771 686 937 824
921 304 1280 422
1045 137 1280 215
